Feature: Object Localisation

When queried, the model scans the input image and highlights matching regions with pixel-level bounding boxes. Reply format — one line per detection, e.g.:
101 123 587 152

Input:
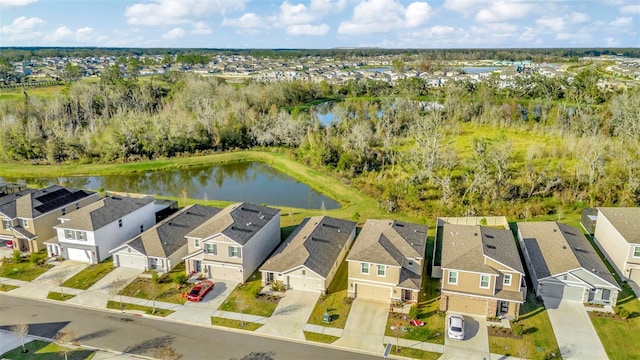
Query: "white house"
110 205 221 272
593 207 640 282
47 196 155 264
183 203 281 283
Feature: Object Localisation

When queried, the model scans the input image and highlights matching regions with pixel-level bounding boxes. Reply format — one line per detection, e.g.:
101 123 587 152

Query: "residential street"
0 294 378 360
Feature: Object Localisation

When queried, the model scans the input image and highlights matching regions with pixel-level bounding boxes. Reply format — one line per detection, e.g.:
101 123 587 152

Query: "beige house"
260 216 356 293
183 203 281 283
0 186 100 253
346 219 427 304
440 224 526 319
593 207 640 282
110 205 221 272
518 222 619 305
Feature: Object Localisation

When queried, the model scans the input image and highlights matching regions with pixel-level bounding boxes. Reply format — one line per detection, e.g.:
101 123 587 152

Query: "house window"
21 219 29 228
634 246 640 258
361 263 369 275
61 208 66 215
229 246 241 258
194 239 200 248
75 231 87 241
480 275 490 289
377 265 386 277
448 271 458 285
118 219 123 228
64 229 76 240
205 243 217 255
75 202 80 210
2 219 11 229
408 259 414 266
503 274 512 286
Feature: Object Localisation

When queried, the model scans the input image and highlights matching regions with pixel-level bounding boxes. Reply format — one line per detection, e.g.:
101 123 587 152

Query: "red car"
409 319 425 327
187 280 214 302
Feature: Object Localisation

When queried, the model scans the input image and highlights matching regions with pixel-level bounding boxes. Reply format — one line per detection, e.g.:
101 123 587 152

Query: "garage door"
287 275 321 292
67 248 92 263
540 283 584 302
629 269 640 282
355 283 391 302
446 295 487 315
115 253 147 269
208 265 243 282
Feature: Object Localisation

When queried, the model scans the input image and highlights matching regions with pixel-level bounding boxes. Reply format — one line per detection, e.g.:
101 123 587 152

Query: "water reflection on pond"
1 162 340 210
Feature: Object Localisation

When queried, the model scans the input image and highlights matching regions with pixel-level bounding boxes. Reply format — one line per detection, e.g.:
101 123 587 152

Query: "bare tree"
54 329 76 360
108 277 128 311
154 345 182 360
148 278 162 314
11 324 29 353
235 297 249 327
50 270 68 298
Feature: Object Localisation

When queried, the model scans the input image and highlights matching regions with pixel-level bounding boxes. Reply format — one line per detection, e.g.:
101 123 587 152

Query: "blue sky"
1 0 639 48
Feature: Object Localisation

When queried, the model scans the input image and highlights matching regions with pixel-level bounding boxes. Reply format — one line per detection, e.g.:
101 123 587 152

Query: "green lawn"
218 271 279 317
389 345 441 360
0 283 18 291
303 331 340 344
211 316 263 331
47 291 76 301
62 257 114 289
106 300 174 317
590 284 640 360
307 260 353 328
0 340 94 360
489 294 560 360
0 261 52 281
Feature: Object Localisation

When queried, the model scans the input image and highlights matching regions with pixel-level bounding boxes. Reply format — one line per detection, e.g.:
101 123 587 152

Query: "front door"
499 301 509 314
601 289 611 302
193 260 201 273
266 272 274 283
402 289 412 301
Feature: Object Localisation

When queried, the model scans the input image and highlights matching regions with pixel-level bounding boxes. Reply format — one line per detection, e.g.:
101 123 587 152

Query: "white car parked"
447 314 465 340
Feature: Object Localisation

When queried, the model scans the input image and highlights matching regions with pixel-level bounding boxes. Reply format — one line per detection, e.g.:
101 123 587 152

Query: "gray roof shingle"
56 196 154 231
260 216 356 278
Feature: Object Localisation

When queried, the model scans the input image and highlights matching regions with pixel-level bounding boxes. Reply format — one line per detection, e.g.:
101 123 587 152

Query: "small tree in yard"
108 277 127 310
11 249 21 263
148 279 162 314
235 297 249 326
409 305 419 319
11 323 29 353
154 345 182 360
55 329 76 360
50 270 68 298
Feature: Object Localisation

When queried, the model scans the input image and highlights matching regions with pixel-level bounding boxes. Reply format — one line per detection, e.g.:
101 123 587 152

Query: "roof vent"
562 246 567 249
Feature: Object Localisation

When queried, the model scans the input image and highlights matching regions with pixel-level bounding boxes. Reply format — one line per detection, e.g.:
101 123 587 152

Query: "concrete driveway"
255 290 320 340
440 313 490 360
65 267 143 308
32 260 88 285
543 297 608 360
333 299 389 354
167 279 238 325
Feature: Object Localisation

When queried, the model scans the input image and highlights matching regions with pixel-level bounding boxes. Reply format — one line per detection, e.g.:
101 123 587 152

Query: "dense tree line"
0 71 638 217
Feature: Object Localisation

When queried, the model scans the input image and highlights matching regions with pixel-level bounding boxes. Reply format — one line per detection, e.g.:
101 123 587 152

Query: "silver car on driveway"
447 314 465 340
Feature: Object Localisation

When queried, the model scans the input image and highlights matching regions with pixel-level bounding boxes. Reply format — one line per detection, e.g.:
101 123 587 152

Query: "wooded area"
0 68 638 219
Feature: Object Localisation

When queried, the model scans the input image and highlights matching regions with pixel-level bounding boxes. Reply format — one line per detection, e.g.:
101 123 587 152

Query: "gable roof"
56 196 154 231
518 221 617 286
185 202 280 245
441 224 524 274
347 219 427 267
0 186 96 219
112 205 221 258
260 216 356 278
597 207 640 244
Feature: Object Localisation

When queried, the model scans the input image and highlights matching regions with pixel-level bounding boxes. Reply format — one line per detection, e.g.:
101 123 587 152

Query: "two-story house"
47 196 155 264
110 205 221 272
346 219 427 304
593 207 640 282
440 224 526 319
260 216 356 293
0 186 99 253
518 221 619 305
183 203 281 283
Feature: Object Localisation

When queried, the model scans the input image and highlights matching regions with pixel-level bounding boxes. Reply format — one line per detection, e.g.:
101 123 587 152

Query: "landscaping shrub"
409 305 419 319
617 308 630 320
172 273 187 285
28 252 40 264
151 271 160 284
11 250 21 264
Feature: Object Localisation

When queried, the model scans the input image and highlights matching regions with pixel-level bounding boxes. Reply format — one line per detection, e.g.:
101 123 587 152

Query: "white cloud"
0 0 36 7
44 26 96 43
605 37 619 46
475 1 534 22
162 27 185 39
518 26 537 42
191 21 212 34
443 0 488 15
620 4 640 14
536 17 566 32
278 1 317 25
0 16 45 37
338 0 432 35
310 0 347 13
610 16 633 27
125 0 248 26
222 13 268 29
286 24 330 35
569 12 590 24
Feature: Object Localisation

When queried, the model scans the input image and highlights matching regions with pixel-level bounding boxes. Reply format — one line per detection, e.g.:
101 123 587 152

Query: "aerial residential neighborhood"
0 180 638 359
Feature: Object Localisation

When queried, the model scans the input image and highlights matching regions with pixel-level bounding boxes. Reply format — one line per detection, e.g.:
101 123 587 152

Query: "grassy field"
0 261 52 281
0 340 94 360
106 300 174 317
218 271 279 317
307 260 353 328
211 316 263 331
47 291 76 301
62 257 114 289
590 284 640 360
389 345 442 360
489 294 560 359
303 331 340 344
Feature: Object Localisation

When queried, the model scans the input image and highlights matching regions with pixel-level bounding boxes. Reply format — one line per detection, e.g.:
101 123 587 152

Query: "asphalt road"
0 294 379 360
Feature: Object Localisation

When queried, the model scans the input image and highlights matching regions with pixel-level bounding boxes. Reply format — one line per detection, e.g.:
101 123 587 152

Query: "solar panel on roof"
33 190 91 215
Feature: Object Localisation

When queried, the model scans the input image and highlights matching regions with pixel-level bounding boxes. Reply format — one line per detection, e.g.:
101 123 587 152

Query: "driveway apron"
167 279 238 325
255 290 319 340
333 299 388 354
543 297 608 360
441 314 490 360
32 260 88 285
